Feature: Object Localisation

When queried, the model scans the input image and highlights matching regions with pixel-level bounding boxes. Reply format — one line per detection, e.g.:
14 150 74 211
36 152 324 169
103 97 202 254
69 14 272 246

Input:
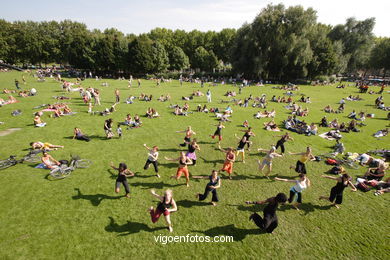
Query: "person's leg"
335 193 343 208
211 189 219 203
249 212 264 229
266 164 272 176
280 144 285 154
164 213 173 232
265 218 278 233
288 190 296 203
122 179 130 197
81 135 90 141
199 186 211 201
115 181 121 193
184 168 190 187
241 151 245 163
150 207 162 223
144 159 152 170
152 161 159 174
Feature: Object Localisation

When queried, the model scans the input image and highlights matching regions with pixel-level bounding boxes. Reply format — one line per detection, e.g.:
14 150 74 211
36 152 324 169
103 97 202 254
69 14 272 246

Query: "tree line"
0 3 389 79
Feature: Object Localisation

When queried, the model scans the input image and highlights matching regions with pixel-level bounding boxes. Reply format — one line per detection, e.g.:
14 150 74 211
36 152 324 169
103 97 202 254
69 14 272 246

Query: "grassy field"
0 71 388 259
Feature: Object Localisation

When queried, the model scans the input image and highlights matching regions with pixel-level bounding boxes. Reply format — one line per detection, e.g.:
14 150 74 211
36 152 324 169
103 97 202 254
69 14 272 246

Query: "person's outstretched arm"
150 189 164 201
274 177 295 183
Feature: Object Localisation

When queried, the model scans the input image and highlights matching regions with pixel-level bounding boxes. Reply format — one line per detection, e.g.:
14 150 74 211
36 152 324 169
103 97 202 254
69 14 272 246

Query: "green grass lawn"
0 71 389 259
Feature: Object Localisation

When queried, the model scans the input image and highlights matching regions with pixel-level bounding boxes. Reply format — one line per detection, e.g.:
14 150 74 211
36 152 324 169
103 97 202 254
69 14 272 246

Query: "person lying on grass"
31 142 64 151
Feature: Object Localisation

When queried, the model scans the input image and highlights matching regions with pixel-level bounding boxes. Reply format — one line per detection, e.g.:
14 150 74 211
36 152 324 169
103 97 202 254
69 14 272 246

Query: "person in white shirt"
206 89 212 103
275 174 310 210
143 144 160 177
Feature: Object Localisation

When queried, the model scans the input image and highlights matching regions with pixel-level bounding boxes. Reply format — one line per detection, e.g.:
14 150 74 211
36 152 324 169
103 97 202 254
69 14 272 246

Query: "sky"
1 0 389 37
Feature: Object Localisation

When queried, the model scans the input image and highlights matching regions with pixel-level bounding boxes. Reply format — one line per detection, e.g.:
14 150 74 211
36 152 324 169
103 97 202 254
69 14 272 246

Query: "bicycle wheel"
342 160 360 170
0 160 16 170
49 167 72 179
23 153 41 163
75 159 92 169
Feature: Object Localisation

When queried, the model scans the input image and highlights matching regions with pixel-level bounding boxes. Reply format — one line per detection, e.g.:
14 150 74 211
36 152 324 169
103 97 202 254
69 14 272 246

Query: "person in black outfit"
110 162 134 198
246 193 287 234
194 170 221 206
240 127 255 151
274 132 293 154
319 174 356 209
104 118 114 139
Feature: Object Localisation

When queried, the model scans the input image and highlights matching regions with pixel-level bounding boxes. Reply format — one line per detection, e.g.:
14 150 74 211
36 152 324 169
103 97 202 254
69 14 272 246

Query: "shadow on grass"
192 224 264 241
198 141 214 145
158 162 179 169
228 204 265 212
176 199 210 208
72 188 121 206
293 202 333 215
199 156 224 167
132 181 180 189
105 217 166 236
158 148 182 152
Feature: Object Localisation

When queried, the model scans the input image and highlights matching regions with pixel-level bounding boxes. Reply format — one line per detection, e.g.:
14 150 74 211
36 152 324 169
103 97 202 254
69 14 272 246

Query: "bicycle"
49 155 92 179
0 150 42 170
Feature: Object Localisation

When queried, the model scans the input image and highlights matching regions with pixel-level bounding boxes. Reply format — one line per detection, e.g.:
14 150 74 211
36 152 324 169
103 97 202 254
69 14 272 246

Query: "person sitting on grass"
40 152 61 169
34 112 46 127
264 119 280 131
364 163 387 181
73 127 90 142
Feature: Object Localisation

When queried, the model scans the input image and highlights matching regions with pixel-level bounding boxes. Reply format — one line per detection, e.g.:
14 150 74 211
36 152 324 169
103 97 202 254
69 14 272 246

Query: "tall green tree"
328 17 375 72
369 37 390 77
168 46 189 71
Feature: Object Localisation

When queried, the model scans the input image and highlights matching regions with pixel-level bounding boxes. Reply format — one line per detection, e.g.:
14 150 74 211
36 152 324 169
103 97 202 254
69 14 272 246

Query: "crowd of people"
2 72 389 235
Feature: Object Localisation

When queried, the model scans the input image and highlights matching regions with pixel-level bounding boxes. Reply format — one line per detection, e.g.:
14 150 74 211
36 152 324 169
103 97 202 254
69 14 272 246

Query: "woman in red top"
165 152 193 187
218 145 236 179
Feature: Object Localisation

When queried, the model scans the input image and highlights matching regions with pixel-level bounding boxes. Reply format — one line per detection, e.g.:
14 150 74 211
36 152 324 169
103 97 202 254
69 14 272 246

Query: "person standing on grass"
319 174 357 209
289 147 315 174
210 122 225 145
218 145 236 179
149 189 177 232
246 193 288 234
240 127 255 151
143 144 160 177
186 139 200 166
104 118 114 139
165 152 193 187
137 78 141 88
177 126 196 147
114 89 120 103
274 132 294 155
15 79 20 90
257 146 282 178
110 162 134 198
235 135 249 163
206 89 212 103
194 170 221 206
275 174 310 210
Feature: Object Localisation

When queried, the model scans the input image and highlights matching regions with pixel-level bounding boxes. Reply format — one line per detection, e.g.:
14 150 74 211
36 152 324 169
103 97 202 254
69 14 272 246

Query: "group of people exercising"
108 125 357 233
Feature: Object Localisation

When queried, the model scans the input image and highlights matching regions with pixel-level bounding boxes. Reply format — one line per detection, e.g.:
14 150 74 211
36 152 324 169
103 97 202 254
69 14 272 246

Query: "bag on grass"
356 182 371 192
326 158 338 165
